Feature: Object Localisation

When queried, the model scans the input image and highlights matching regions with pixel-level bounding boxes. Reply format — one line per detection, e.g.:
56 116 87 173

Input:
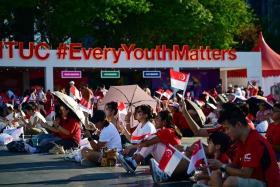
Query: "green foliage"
0 0 257 50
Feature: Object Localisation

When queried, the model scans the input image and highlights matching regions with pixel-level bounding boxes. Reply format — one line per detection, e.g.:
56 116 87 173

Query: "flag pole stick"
200 140 211 176
182 73 190 99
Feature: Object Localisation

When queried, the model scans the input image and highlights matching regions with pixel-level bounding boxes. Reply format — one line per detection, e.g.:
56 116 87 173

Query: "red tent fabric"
228 32 280 78
253 32 280 77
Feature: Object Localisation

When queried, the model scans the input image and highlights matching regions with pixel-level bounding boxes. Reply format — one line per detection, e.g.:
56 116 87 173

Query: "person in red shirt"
169 102 194 137
208 103 280 187
118 110 182 174
39 102 81 153
266 103 280 161
248 81 259 97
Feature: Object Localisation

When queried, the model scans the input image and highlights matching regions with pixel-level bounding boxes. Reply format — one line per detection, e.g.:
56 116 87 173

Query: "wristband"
220 164 227 173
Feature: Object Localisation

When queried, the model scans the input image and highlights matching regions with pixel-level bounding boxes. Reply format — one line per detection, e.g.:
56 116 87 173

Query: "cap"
69 81 75 85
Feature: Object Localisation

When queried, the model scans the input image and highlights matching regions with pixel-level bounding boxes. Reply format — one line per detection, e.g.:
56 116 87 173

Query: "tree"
114 0 257 49
0 0 257 50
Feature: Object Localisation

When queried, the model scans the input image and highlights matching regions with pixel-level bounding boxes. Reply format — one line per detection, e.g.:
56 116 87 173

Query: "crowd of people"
0 80 280 187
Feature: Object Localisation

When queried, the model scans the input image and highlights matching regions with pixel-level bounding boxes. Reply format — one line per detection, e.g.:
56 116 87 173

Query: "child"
193 132 231 187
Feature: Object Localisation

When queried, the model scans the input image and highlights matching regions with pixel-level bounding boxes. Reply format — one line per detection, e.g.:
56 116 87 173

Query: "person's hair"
218 103 247 127
25 103 36 111
157 110 182 138
241 103 250 116
208 132 231 153
58 101 79 121
274 103 280 110
137 104 154 121
91 110 109 127
259 102 268 109
29 102 39 110
105 101 118 116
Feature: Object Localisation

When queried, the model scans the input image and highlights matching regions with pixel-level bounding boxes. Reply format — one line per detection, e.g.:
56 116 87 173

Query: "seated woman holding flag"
118 104 157 155
118 110 189 183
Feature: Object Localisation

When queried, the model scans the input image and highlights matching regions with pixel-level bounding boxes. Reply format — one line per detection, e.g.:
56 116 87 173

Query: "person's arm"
120 125 131 141
88 139 107 151
56 125 70 135
224 166 253 178
208 159 254 178
41 122 59 133
124 112 132 132
138 136 161 148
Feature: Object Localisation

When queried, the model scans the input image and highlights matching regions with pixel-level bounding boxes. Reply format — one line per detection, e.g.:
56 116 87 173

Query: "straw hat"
185 99 206 127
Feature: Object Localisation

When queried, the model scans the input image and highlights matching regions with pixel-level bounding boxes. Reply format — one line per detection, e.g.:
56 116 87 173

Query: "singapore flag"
170 69 190 91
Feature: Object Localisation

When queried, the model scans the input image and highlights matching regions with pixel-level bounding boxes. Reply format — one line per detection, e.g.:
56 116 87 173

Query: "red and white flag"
70 86 81 101
46 99 55 121
170 69 190 91
159 144 189 177
187 140 208 174
161 89 173 100
20 96 29 105
118 102 127 123
155 88 165 95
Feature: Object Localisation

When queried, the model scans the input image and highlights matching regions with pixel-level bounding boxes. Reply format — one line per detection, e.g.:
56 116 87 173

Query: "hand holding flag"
187 140 210 175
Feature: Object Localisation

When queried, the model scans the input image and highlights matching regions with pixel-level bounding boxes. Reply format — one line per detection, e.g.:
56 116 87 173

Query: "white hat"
69 81 75 85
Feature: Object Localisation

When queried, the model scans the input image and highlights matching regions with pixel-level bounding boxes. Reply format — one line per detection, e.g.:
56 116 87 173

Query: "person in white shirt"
21 103 47 135
81 110 122 165
119 104 156 155
38 88 47 103
29 89 37 102
5 104 17 127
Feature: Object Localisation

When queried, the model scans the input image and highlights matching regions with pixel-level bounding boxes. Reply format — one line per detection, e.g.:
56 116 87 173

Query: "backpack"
6 140 27 153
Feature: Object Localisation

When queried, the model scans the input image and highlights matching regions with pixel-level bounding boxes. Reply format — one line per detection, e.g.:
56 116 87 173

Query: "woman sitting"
24 101 81 154
118 110 186 183
119 104 157 156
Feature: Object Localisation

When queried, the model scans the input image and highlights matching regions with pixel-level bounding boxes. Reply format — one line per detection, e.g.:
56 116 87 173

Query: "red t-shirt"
233 130 280 187
248 86 259 96
56 117 81 144
218 153 231 164
172 111 190 130
156 128 181 146
246 113 255 122
266 123 280 150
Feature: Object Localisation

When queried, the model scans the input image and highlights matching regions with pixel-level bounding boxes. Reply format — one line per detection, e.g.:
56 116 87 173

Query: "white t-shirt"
131 121 156 144
38 91 46 102
99 123 122 151
29 92 37 102
30 111 46 129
